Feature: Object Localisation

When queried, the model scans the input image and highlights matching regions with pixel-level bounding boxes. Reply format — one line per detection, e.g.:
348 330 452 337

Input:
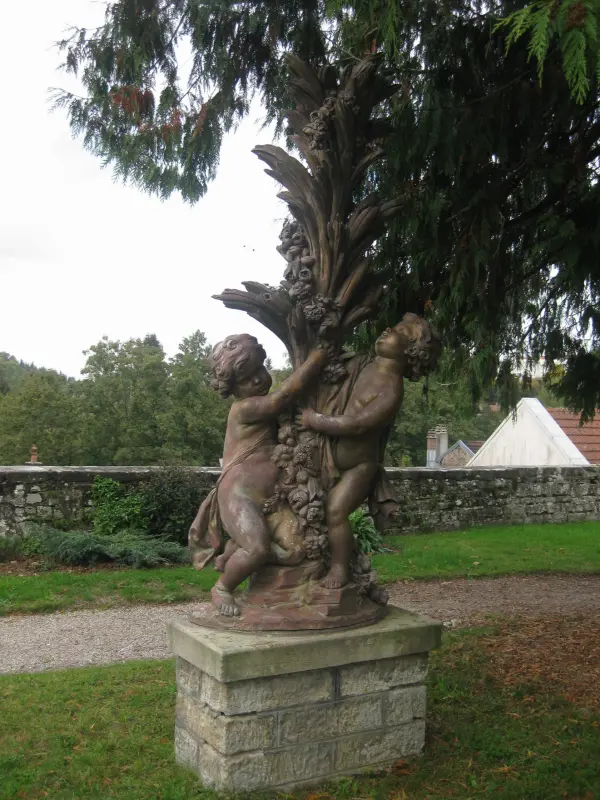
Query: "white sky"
0 0 289 376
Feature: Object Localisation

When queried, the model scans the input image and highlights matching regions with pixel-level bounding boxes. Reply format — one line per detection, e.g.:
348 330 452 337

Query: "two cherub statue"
189 313 441 619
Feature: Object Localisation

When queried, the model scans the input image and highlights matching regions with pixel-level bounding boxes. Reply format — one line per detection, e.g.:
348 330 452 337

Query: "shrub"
25 524 190 568
349 509 388 554
37 527 112 566
0 535 23 561
90 470 211 546
92 477 145 536
137 468 212 545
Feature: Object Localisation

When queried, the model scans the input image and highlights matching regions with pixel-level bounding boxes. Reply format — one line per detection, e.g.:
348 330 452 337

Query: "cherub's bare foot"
211 583 241 617
322 564 349 589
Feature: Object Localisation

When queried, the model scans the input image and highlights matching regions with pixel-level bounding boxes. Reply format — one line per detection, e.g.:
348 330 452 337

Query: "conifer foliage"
497 0 600 103
54 1 600 416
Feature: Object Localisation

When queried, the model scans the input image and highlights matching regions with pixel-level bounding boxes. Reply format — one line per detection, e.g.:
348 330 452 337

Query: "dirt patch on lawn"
479 615 600 710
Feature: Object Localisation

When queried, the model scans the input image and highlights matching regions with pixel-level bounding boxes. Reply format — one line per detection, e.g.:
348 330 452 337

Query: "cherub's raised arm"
240 348 328 423
303 392 398 437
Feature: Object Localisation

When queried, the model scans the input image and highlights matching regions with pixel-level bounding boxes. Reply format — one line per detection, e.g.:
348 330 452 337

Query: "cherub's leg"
323 462 378 589
215 539 238 572
212 500 270 616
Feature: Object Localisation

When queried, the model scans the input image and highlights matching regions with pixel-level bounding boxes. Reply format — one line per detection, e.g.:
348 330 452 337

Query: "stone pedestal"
167 606 441 792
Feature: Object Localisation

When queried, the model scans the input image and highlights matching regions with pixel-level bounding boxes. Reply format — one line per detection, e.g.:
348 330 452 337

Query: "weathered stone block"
176 693 276 754
203 668 333 715
26 493 42 504
385 685 427 725
193 738 336 791
279 695 382 745
176 656 201 696
334 721 426 772
174 725 198 771
339 654 428 697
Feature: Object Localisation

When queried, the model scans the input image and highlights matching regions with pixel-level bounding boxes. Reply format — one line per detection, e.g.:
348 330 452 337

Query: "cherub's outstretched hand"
300 408 319 431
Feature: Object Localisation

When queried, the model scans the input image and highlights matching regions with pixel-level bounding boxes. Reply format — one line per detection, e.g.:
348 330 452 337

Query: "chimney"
26 444 41 466
435 426 448 462
426 429 437 467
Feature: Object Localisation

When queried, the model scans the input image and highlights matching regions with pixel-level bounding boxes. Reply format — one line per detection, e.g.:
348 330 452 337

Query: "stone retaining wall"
1 464 599 538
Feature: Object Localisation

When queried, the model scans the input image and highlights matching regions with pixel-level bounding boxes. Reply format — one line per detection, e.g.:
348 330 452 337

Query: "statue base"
168 606 442 792
188 562 384 631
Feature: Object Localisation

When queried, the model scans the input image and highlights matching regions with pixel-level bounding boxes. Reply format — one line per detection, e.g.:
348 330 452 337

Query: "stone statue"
187 55 443 630
302 314 442 590
188 334 327 617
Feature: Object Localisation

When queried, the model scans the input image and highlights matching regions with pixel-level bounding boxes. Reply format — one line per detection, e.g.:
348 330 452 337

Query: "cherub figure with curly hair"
302 313 442 589
189 334 327 617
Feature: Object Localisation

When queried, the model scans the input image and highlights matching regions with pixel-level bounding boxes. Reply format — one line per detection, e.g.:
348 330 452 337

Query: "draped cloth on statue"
316 353 399 531
189 430 273 569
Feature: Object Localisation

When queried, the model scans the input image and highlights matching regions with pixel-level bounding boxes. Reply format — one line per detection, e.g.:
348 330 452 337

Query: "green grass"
1 626 598 799
0 567 216 616
2 521 599 616
375 520 600 582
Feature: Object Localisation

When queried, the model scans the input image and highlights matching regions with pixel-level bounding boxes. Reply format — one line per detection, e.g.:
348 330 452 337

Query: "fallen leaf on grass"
390 759 414 777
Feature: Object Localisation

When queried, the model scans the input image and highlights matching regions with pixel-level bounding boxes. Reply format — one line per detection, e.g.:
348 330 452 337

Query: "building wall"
2 464 599 538
469 398 589 467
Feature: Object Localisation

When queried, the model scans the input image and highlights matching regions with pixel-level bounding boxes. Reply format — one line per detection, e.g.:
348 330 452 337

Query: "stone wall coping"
0 465 222 482
167 606 442 683
2 463 600 483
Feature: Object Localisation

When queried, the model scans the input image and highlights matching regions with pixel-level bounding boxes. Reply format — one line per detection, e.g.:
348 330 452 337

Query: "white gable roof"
467 398 589 467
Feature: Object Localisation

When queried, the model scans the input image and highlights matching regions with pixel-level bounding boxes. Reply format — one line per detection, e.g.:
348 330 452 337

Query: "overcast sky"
0 1 288 377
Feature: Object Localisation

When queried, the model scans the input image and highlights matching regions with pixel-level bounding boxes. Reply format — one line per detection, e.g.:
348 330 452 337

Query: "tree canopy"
54 1 600 416
0 332 229 467
0 353 49 395
0 335 561 467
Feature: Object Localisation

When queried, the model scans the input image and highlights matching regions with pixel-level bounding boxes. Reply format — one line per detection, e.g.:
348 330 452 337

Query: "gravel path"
2 574 599 675
0 603 193 675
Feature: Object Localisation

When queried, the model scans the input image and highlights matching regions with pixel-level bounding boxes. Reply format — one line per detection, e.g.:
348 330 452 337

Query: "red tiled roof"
546 408 600 465
465 440 484 453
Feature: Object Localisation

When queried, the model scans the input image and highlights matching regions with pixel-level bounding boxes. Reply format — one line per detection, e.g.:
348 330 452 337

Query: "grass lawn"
375 520 600 582
1 619 599 799
0 567 216 617
1 521 599 617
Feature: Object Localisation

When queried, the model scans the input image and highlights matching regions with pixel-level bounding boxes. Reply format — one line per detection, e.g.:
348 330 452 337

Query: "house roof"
546 408 600 465
443 440 475 458
467 398 589 467
465 440 484 453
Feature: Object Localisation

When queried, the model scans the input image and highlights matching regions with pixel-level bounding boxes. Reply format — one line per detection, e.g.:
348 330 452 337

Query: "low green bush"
25 524 189 568
20 531 44 557
92 478 145 536
0 535 23 561
90 470 208 545
137 468 209 545
349 509 388 554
